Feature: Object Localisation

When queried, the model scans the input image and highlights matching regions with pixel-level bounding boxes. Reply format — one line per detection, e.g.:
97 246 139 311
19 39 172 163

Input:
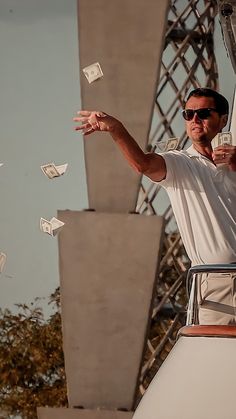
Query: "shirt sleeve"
157 151 186 188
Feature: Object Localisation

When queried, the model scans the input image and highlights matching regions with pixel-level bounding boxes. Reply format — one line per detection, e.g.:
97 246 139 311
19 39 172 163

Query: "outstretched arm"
73 111 167 182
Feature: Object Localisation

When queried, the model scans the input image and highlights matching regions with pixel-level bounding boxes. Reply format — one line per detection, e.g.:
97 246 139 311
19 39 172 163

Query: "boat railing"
186 264 236 326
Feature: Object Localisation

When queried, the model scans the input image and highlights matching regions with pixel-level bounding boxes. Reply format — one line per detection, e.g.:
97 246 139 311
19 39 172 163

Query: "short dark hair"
186 88 229 115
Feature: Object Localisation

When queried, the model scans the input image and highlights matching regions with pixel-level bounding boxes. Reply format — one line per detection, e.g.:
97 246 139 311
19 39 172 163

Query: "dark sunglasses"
182 108 218 121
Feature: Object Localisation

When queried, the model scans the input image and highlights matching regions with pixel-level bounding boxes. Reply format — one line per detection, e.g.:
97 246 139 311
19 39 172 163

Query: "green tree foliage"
0 287 68 418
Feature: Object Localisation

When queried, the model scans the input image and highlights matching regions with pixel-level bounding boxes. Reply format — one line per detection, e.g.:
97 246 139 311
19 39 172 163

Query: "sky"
0 0 87 316
0 1 235 317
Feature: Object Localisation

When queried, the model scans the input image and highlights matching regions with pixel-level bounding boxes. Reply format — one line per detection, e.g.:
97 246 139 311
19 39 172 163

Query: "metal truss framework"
136 0 218 400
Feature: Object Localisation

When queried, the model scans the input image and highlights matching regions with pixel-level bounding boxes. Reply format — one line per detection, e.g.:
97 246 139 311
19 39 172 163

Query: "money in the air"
165 137 179 151
40 217 65 236
41 163 68 179
0 252 6 273
82 62 104 83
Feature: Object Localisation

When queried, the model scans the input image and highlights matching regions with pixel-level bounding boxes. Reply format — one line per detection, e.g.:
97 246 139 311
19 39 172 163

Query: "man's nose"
192 112 201 122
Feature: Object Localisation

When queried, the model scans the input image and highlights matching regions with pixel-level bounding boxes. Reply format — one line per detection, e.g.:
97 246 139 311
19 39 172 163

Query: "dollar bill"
50 217 65 235
0 252 6 273
165 137 179 151
41 163 68 179
40 218 53 236
40 217 65 236
217 132 232 146
82 62 104 83
55 163 68 175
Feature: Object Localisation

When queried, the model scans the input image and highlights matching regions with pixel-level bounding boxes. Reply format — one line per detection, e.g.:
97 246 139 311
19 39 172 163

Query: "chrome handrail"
186 264 236 326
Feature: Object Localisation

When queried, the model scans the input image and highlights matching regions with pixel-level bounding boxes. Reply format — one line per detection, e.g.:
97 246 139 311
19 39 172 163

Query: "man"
74 88 236 325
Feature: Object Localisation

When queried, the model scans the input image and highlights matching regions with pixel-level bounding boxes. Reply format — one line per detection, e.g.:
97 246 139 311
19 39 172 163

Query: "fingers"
212 150 231 164
73 110 108 135
213 145 236 163
212 150 227 160
76 110 106 117
73 111 94 133
74 122 90 131
75 110 107 119
74 122 97 137
73 111 93 124
213 145 235 153
77 110 92 116
83 128 94 136
73 117 89 123
74 119 98 135
95 111 107 118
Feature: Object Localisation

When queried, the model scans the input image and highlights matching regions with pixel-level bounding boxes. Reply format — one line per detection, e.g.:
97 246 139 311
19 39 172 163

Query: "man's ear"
221 114 228 128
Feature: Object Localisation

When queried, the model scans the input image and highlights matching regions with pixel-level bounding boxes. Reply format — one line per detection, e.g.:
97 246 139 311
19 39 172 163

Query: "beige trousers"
197 273 236 325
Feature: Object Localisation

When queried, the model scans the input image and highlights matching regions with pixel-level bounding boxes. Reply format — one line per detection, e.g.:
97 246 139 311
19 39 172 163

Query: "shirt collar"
185 145 210 161
185 145 200 156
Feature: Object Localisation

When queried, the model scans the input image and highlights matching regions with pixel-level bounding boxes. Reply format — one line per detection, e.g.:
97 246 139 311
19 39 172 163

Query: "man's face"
184 96 227 144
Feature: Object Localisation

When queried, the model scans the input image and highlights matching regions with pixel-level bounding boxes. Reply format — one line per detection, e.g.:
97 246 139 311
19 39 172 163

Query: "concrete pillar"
78 0 169 212
57 210 164 410
37 407 133 419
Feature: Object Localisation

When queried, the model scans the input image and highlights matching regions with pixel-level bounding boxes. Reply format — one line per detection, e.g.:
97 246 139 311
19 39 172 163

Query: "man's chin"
191 132 207 142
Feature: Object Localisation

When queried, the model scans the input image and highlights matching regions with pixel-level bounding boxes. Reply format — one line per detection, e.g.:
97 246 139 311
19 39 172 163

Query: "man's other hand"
212 145 236 171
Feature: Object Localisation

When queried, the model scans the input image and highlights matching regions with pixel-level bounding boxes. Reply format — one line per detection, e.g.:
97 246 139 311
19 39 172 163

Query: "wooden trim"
178 325 236 339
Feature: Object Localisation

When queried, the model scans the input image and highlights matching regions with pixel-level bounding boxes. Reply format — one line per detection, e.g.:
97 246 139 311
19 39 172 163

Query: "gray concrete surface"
58 210 164 410
37 407 133 419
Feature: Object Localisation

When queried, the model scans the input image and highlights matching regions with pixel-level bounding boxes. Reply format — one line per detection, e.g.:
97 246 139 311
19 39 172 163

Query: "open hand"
73 111 120 135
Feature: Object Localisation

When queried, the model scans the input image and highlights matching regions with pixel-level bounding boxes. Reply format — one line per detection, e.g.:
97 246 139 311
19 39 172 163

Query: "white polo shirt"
158 145 236 265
